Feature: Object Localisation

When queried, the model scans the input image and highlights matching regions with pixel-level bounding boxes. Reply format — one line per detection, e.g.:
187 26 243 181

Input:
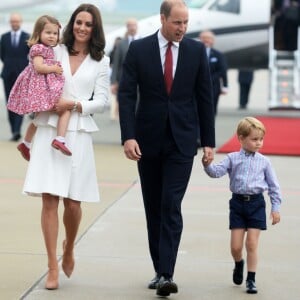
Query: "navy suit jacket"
208 48 228 97
0 31 30 79
238 70 253 84
118 32 215 157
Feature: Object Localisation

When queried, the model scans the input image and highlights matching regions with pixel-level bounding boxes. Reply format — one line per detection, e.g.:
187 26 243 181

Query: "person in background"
22 3 109 290
199 30 228 116
0 13 30 141
108 36 121 120
202 116 281 294
272 0 299 50
110 18 139 120
118 0 215 297
238 69 254 110
109 36 122 68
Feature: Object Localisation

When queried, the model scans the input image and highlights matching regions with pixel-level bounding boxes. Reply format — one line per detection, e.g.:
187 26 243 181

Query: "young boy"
202 117 281 294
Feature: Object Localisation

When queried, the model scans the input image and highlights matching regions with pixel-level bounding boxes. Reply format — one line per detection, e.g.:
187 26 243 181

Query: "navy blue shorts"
229 193 266 230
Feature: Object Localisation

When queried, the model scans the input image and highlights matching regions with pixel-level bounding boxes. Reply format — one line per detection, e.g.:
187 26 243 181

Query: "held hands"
124 139 142 161
270 211 280 225
202 155 210 167
202 146 214 167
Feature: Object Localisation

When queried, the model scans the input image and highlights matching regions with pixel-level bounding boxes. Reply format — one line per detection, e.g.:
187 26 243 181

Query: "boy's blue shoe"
246 280 258 294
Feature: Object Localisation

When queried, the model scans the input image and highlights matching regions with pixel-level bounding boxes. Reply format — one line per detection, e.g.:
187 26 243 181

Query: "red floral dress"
7 43 65 114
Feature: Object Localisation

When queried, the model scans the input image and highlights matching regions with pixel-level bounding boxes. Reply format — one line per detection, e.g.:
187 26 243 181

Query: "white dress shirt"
11 30 21 46
158 30 179 77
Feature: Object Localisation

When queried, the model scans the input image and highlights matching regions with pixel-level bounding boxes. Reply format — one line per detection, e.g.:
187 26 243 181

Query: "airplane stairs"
268 27 300 110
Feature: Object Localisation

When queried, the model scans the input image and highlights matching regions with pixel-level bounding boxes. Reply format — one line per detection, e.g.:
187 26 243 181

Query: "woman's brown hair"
61 3 105 61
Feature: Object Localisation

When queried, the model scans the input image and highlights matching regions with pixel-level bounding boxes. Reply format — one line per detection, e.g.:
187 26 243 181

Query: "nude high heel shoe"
62 240 75 278
45 268 59 290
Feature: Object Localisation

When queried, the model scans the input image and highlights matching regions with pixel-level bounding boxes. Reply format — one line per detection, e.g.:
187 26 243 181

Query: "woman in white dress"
23 4 109 289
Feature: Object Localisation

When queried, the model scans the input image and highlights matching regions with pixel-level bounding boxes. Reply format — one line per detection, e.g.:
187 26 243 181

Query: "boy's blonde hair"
236 117 266 137
27 15 61 47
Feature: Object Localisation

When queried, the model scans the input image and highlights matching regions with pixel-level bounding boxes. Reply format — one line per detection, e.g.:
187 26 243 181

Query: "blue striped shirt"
204 149 282 212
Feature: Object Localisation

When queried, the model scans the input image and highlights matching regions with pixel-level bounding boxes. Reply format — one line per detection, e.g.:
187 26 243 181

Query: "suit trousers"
3 74 23 136
213 92 220 116
239 82 251 108
137 122 194 277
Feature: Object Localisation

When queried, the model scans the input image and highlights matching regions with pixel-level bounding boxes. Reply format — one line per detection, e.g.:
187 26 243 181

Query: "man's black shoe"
233 259 244 285
10 133 21 142
246 280 257 294
156 276 178 297
148 274 160 289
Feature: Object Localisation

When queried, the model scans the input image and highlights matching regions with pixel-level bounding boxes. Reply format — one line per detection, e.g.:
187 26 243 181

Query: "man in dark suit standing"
118 0 215 297
238 69 254 109
0 13 30 141
273 0 300 50
110 18 138 120
200 30 228 115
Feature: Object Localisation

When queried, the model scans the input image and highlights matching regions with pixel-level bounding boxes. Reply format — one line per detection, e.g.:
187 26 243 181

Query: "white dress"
23 45 110 202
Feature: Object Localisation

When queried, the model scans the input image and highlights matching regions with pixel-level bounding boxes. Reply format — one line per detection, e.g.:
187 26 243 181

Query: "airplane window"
188 0 210 9
209 0 240 14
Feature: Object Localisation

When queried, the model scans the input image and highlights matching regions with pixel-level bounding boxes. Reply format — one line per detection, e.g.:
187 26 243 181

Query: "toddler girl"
7 15 71 160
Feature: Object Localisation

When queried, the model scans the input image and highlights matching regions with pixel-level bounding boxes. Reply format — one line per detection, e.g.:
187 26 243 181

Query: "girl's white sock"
55 136 66 143
23 140 31 149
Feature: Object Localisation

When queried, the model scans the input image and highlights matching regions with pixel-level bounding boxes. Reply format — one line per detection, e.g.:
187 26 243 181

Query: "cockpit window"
188 0 210 9
209 0 240 14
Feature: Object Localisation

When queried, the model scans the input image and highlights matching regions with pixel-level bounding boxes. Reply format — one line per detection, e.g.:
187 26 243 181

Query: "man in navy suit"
200 30 228 116
238 69 254 109
118 0 215 296
0 13 30 141
273 0 300 50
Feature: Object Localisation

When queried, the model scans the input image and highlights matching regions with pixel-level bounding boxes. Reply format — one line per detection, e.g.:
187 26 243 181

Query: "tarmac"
0 70 300 300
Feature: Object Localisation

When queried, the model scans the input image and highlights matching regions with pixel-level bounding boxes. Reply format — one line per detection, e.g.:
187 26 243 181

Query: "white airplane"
105 0 272 69
0 0 50 11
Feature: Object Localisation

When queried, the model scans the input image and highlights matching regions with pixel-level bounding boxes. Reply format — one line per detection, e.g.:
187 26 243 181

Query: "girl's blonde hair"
27 15 61 47
236 117 266 137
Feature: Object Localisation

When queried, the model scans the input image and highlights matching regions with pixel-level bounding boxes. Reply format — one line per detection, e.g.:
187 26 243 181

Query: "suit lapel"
172 39 187 92
149 34 165 88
